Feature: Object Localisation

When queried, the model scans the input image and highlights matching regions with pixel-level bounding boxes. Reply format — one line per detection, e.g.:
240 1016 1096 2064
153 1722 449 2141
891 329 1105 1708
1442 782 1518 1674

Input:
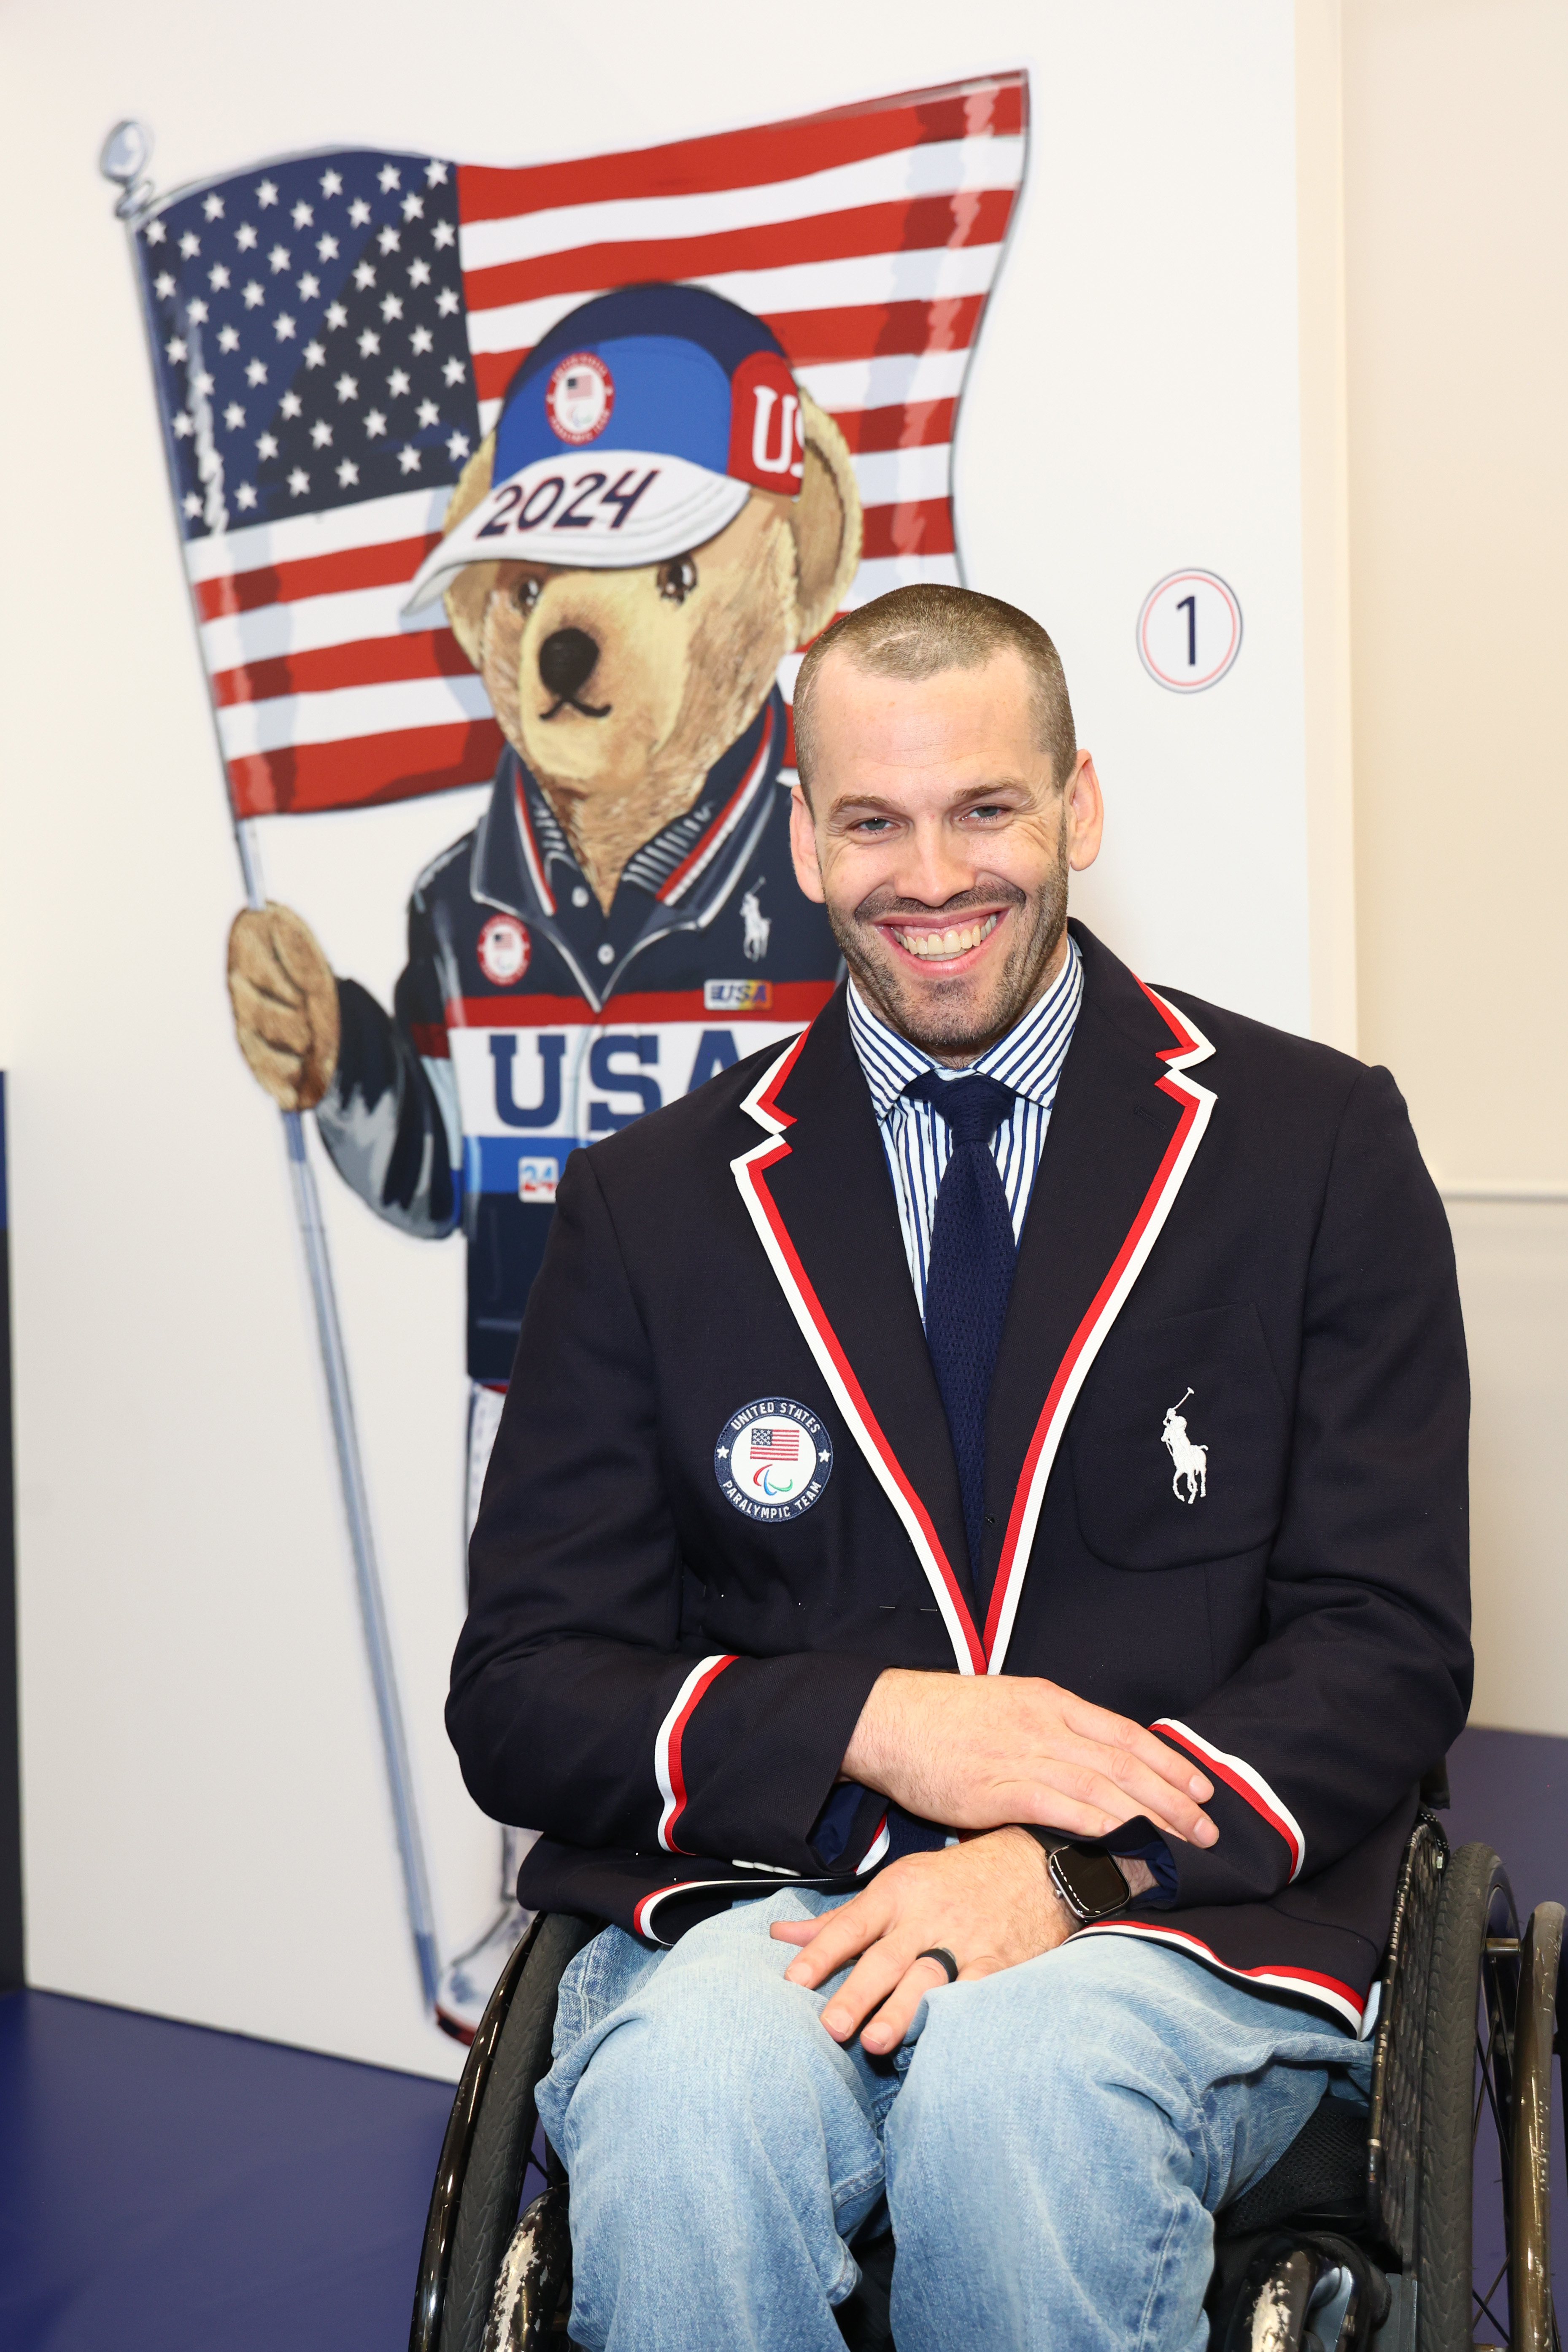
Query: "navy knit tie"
907 1071 1017 1591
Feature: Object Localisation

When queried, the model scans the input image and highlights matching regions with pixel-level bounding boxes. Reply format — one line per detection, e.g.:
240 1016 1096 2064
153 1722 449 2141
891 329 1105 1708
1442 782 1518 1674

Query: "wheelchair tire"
1508 1902 1563 2352
438 1913 599 2352
1417 1842 1519 2352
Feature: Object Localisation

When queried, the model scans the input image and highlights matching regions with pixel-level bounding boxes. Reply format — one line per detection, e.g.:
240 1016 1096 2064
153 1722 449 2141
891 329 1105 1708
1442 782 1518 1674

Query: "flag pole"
101 121 440 2013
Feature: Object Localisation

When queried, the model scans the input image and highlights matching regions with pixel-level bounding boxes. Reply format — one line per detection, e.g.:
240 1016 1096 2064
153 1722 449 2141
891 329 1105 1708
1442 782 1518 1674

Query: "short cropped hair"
792 584 1076 798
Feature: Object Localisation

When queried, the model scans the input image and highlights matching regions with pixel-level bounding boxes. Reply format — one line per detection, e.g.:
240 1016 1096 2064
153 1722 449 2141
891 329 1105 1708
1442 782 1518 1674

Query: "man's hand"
227 904 341 1112
772 1831 1075 2053
841 1669 1217 1848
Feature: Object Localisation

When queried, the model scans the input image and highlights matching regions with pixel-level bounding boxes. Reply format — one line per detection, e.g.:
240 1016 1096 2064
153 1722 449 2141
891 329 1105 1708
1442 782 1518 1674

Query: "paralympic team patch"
714 1399 832 1521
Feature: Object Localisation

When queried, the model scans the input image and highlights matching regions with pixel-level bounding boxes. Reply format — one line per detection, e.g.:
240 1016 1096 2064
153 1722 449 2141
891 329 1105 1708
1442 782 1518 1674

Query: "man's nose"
538 628 600 701
891 817 980 906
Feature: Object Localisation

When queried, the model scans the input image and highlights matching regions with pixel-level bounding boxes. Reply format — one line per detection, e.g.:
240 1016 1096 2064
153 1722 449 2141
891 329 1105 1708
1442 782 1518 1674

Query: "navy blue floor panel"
0 1725 1561 2348
0 1988 452 2351
1447 1721 1568 1923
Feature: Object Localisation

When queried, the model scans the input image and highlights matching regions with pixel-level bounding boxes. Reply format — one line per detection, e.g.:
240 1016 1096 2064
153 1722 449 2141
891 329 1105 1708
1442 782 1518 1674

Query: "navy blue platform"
0 1724 1562 2349
0 1988 453 2351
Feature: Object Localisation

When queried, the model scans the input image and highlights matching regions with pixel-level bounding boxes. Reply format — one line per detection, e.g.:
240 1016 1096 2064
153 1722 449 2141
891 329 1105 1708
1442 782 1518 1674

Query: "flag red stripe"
859 499 955 559
456 80 1026 224
446 982 834 1027
472 295 985 402
227 718 504 818
829 397 956 454
193 533 442 620
461 189 1015 312
210 631 475 707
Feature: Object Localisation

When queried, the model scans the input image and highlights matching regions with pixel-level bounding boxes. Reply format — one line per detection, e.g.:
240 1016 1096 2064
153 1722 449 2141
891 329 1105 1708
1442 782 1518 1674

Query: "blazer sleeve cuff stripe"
1074 1920 1363 2034
656 1653 738 1853
1152 1716 1306 1881
856 1814 891 1873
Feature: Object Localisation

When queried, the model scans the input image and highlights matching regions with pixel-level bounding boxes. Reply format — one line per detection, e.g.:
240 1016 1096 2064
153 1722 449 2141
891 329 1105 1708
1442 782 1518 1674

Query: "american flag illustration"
130 74 1027 823
750 1427 802 1461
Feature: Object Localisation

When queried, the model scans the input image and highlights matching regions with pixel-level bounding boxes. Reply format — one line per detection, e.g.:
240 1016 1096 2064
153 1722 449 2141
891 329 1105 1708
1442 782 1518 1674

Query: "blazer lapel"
730 990 986 1673
980 925 1218 1670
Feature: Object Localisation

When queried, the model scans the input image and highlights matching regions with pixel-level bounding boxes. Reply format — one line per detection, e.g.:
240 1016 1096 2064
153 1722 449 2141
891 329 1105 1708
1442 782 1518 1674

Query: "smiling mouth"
540 694 613 721
887 913 1002 962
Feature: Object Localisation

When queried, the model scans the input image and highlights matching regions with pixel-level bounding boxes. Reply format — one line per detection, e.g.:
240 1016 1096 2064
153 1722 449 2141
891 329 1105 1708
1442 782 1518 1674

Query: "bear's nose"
538 628 600 701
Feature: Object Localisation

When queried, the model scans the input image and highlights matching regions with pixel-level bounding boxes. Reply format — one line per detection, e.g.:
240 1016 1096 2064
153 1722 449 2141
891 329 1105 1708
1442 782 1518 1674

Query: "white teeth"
892 914 999 960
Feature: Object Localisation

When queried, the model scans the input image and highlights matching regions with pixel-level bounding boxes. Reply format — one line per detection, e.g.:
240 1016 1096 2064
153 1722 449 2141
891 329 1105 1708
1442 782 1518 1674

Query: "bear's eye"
657 556 698 606
512 577 542 618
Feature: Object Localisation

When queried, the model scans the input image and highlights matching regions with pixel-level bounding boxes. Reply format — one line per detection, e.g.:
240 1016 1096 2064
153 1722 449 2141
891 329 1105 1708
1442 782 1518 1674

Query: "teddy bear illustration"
224 284 861 2037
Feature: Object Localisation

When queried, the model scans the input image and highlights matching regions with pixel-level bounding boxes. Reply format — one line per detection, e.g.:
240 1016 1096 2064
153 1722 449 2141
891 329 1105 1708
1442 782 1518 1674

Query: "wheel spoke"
1476 2026 1512 2157
1473 2264 1511 2344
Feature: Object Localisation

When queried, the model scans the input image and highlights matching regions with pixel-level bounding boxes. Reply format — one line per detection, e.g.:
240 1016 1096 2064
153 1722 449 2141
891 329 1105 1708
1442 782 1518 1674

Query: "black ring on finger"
915 1945 960 1984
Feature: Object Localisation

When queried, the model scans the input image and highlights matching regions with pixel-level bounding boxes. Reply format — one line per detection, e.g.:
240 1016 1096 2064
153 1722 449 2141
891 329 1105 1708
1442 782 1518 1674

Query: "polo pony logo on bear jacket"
1162 1390 1209 1505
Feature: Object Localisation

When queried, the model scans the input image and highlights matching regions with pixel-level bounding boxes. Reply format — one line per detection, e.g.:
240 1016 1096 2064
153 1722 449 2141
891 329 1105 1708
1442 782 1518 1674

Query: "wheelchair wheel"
410 1912 598 2352
1417 1842 1561 2352
1508 1902 1563 2352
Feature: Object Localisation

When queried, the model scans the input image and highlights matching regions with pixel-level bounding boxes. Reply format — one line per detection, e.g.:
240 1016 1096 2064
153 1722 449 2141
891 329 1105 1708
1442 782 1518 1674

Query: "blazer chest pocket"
1067 1303 1289 1569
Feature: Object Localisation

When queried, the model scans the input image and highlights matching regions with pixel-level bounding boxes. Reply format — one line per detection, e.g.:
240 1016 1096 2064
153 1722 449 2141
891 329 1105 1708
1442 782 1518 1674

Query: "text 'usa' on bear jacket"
447 920 1472 2033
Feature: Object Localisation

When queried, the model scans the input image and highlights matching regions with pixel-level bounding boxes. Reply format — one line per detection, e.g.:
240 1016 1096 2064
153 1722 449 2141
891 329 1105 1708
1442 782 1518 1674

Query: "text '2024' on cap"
403 284 806 611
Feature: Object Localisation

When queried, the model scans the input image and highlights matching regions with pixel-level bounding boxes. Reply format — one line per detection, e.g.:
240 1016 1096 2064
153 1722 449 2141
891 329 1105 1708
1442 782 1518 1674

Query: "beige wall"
1340 0 1568 1730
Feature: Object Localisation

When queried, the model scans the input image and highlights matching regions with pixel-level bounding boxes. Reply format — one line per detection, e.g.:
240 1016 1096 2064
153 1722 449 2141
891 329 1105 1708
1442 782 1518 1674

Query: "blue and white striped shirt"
846 936 1084 1320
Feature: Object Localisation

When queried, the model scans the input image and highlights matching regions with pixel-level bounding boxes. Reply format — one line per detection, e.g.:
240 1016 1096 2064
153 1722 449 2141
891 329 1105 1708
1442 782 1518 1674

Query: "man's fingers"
858 1956 954 2055
768 1918 819 1948
1009 1752 1217 1847
1058 1695 1213 1803
777 1897 886 1990
816 1940 921 2044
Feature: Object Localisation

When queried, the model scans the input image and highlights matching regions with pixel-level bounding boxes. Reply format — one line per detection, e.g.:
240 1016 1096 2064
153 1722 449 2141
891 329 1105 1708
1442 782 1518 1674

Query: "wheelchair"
410 1784 1565 2352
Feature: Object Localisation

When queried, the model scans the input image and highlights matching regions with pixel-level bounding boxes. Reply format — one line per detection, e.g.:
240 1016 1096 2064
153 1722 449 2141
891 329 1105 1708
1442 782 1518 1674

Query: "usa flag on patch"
129 74 1027 826
750 1427 802 1460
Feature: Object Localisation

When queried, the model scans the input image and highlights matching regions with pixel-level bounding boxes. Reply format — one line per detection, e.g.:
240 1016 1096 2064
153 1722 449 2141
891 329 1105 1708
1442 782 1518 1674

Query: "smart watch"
1011 1827 1132 1923
1047 1843 1133 1924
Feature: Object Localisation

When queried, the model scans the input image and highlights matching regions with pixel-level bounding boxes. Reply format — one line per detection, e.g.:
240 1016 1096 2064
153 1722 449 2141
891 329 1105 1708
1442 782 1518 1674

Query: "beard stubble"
824 825 1072 1062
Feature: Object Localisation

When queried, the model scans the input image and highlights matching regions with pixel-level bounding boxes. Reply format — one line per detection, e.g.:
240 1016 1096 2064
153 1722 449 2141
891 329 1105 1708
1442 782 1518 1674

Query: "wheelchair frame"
410 1813 1565 2352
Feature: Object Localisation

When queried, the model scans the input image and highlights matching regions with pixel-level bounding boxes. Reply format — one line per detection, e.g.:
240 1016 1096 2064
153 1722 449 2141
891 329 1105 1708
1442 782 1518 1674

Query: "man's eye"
852 817 892 836
965 804 1007 823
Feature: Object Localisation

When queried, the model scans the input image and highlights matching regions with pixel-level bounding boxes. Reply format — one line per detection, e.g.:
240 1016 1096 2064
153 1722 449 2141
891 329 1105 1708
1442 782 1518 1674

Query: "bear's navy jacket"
314 688 840 1381
448 922 1472 2031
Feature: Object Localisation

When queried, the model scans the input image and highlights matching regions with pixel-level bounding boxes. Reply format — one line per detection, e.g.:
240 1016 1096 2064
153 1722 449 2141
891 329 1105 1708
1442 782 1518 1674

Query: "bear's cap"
403 285 805 613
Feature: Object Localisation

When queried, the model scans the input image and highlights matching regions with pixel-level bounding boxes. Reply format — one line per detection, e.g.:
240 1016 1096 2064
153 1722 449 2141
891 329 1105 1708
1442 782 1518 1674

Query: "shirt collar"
847 933 1084 1123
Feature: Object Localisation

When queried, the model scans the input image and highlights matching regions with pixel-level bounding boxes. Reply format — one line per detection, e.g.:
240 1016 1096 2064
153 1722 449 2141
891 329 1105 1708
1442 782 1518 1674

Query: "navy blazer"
448 921 1472 2031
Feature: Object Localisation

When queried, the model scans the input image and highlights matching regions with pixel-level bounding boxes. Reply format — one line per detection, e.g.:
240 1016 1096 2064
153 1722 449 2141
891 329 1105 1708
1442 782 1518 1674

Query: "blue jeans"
537 1890 1372 2351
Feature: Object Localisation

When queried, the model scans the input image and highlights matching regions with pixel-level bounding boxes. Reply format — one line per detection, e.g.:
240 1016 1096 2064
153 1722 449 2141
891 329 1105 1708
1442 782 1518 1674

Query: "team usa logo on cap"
714 1399 833 1521
547 352 614 445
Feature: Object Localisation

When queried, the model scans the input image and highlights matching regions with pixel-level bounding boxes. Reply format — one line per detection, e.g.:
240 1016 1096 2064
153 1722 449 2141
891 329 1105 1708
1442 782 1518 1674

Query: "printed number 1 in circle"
1176 594 1196 668
1137 572 1241 693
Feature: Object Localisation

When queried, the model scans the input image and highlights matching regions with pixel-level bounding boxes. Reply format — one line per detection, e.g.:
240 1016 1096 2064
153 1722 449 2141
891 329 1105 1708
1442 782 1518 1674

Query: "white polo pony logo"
740 882 771 963
1161 1389 1208 1505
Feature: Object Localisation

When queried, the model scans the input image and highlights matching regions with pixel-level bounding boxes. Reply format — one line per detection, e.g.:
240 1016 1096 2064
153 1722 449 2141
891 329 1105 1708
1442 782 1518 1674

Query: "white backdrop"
0 0 1332 2077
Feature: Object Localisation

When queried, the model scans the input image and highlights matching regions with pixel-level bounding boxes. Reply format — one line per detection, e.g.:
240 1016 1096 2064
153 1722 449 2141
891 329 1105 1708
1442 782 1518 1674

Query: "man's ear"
788 783 826 904
440 436 497 668
788 394 863 643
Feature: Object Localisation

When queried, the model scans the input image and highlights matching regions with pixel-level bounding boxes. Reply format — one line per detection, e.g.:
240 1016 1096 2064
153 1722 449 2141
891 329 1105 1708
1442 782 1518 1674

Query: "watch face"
1053 1845 1129 1918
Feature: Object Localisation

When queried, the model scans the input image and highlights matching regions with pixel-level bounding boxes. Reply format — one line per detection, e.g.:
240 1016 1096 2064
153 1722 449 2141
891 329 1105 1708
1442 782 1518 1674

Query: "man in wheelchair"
447 587 1471 2351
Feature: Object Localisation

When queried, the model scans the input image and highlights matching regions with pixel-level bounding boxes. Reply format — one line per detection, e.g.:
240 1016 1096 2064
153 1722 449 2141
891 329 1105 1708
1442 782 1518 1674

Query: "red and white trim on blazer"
655 1654 738 1853
730 984 1217 1679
